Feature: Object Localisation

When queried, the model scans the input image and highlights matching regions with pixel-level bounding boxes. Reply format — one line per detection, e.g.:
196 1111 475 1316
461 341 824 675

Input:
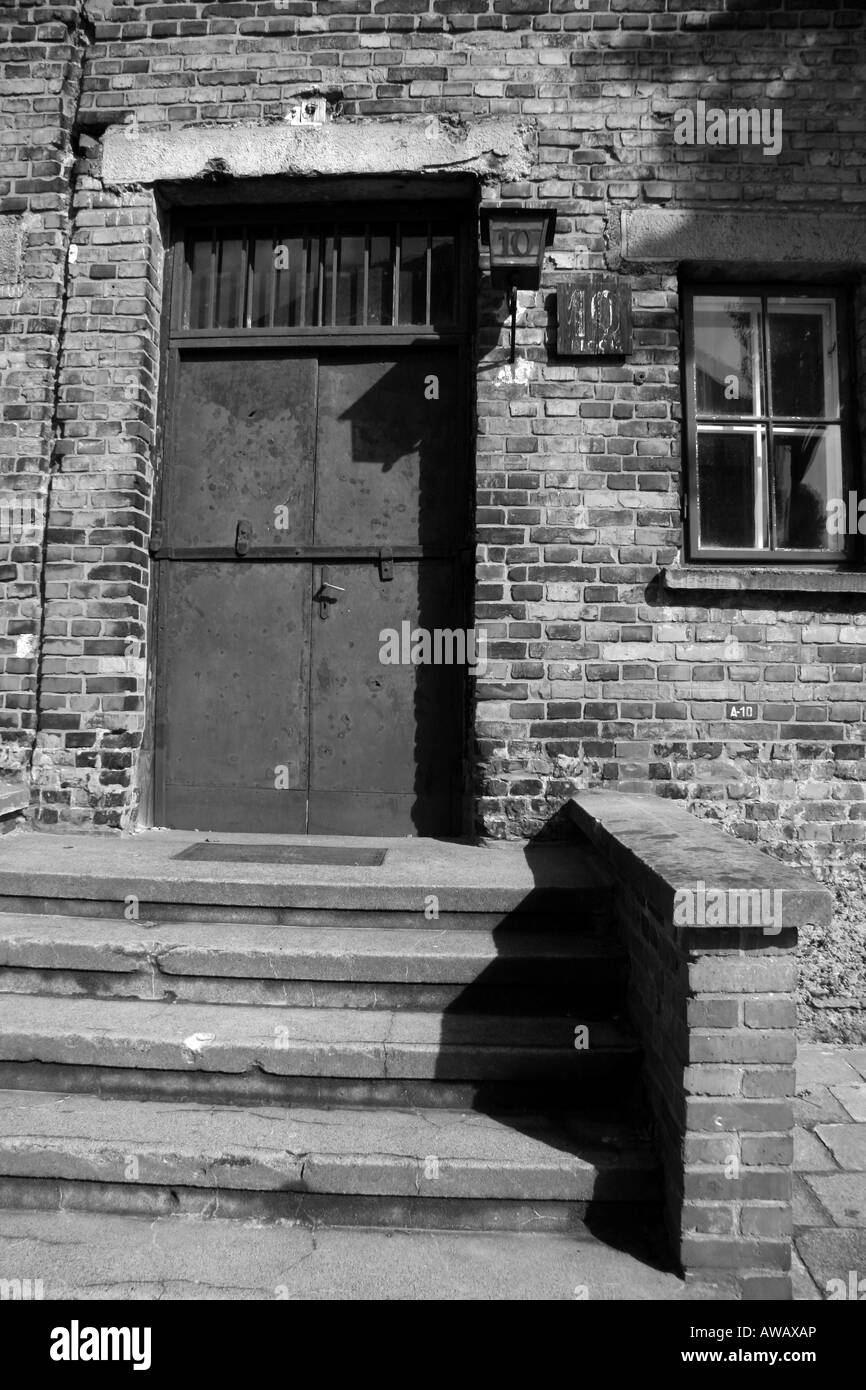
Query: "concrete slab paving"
794 1229 866 1300
796 1047 863 1090
803 1174 866 1229
794 1086 851 1128
0 1209 692 1301
813 1124 866 1171
795 1046 866 1300
790 1247 821 1301
793 1174 832 1229
794 1126 836 1172
831 1084 866 1123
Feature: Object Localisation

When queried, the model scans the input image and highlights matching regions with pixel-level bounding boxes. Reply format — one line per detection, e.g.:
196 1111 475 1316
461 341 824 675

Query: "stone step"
0 1208 685 1299
0 1089 661 1231
0 914 626 1012
0 1062 636 1113
0 995 637 1084
0 897 614 931
0 834 615 923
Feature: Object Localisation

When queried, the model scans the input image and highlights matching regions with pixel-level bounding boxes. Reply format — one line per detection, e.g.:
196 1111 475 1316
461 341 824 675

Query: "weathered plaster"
100 117 534 188
622 210 866 265
0 215 24 292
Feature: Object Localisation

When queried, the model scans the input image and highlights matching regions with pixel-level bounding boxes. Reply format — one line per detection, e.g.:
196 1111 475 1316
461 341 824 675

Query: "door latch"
315 565 345 619
235 518 253 556
378 547 394 582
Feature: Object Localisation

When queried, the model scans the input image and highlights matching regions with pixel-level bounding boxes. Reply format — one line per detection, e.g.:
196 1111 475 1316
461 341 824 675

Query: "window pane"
367 233 394 326
248 234 274 328
697 428 766 549
272 236 307 328
773 425 845 552
693 296 761 416
335 233 365 326
213 236 244 329
398 225 428 325
768 298 838 418
430 234 456 324
188 233 213 329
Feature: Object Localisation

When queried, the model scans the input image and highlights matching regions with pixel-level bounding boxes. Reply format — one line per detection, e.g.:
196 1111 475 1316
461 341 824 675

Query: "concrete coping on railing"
568 791 832 935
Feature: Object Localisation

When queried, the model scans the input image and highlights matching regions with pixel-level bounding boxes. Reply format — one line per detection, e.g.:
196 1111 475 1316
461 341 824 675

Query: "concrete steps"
0 833 663 1244
0 994 639 1101
0 913 626 1012
0 1090 659 1231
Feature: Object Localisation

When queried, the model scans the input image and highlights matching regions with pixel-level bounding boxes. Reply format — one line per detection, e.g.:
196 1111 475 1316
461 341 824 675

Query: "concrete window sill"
661 565 866 594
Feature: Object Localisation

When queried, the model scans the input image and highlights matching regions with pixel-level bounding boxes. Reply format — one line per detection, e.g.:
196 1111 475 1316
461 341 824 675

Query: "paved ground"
794 1044 866 1301
0 1214 695 1301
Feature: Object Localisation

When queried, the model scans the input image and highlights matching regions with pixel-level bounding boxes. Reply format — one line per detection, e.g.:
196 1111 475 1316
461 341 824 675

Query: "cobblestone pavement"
794 1044 866 1301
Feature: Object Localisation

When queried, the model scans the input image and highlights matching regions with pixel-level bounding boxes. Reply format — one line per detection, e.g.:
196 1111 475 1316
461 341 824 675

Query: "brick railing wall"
570 790 832 1300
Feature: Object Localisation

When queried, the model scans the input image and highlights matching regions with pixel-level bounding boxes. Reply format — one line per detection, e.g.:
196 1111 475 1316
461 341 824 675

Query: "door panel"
307 560 462 836
156 561 310 832
314 353 459 547
167 353 318 549
154 343 467 836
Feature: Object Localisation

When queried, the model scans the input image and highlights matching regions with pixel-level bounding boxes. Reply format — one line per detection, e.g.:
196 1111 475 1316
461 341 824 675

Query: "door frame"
143 192 478 834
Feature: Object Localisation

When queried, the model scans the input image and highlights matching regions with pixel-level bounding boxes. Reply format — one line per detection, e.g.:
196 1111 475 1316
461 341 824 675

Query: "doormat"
174 843 387 867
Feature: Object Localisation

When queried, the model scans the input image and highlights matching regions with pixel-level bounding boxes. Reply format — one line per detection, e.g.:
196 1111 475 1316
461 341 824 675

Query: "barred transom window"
683 285 856 563
182 218 459 331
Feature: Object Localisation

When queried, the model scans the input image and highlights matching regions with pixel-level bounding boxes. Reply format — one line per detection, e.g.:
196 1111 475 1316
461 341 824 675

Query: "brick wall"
0 1 88 808
1 1 865 877
573 792 829 1299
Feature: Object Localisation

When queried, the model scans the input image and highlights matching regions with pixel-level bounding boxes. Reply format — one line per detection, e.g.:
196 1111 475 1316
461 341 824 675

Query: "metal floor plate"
173 843 388 867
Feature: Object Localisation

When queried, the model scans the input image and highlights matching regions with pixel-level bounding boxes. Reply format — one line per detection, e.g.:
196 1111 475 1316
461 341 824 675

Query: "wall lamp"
480 205 557 363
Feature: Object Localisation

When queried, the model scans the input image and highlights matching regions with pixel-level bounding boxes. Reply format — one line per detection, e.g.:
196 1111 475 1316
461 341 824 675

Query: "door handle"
314 565 344 619
235 519 252 556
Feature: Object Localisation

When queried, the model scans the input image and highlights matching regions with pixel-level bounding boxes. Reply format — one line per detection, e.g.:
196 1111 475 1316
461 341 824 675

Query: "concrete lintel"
100 116 534 187
622 209 866 266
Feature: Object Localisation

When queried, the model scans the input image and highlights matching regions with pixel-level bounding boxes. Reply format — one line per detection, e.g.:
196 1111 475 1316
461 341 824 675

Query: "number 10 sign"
557 274 633 357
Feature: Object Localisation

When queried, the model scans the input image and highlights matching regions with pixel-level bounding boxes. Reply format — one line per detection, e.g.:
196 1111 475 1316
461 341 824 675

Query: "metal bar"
150 545 470 562
362 224 369 328
169 330 468 349
268 223 276 329
241 225 250 328
425 222 432 326
317 231 325 328
760 292 774 550
330 228 338 327
394 221 401 325
207 228 217 331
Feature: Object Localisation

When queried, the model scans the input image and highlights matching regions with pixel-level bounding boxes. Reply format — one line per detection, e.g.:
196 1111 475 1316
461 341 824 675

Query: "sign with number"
488 219 545 269
557 274 632 356
727 702 759 721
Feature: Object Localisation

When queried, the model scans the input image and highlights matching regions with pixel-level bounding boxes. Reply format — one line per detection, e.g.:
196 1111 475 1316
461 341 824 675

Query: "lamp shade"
480 205 557 290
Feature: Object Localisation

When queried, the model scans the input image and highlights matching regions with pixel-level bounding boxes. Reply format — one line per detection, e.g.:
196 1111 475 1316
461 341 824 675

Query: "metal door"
154 349 467 834
153 352 317 831
307 352 465 833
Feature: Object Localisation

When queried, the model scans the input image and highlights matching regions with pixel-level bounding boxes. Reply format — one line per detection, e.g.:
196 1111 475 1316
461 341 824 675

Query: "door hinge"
149 520 164 555
681 492 689 522
378 547 394 581
235 518 253 556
